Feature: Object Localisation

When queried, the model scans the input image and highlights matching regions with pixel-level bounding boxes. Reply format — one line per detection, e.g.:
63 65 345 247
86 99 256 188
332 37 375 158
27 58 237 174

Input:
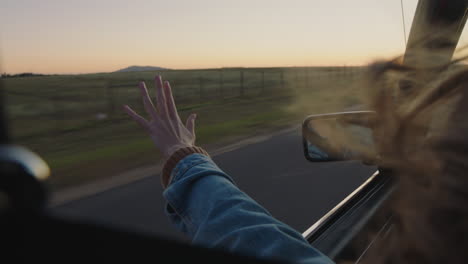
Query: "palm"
123 76 197 158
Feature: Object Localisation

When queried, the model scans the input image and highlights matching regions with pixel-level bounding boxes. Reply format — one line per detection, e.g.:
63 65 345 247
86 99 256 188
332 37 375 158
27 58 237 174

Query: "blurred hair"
358 46 468 263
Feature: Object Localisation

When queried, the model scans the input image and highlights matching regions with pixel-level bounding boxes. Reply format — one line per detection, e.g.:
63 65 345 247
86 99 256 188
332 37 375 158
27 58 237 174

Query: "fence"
4 66 366 139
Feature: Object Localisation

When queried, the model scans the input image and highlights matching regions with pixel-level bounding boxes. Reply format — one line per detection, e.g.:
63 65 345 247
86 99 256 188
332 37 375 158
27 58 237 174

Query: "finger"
139 82 158 118
163 81 179 120
123 105 148 128
155 75 168 117
186 113 197 136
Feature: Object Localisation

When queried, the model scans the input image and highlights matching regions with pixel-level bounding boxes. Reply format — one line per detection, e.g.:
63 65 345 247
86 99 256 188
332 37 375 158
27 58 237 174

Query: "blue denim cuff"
168 153 212 186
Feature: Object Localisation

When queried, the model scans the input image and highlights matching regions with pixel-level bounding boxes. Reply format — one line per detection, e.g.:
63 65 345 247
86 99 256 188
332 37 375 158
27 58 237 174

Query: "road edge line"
49 125 299 207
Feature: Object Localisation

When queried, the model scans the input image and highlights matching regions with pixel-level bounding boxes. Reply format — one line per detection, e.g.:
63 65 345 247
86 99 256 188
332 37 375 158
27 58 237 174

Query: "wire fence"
4 66 366 139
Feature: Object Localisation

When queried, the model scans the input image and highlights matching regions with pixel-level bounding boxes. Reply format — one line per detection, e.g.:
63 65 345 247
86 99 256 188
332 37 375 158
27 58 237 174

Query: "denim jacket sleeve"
162 153 334 264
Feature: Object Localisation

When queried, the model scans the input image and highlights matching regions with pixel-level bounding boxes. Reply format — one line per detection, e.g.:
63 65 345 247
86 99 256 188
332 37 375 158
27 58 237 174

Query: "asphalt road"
52 128 375 242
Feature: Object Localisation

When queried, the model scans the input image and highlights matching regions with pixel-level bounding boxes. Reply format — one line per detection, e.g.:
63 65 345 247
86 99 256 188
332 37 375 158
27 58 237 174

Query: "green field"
3 67 367 190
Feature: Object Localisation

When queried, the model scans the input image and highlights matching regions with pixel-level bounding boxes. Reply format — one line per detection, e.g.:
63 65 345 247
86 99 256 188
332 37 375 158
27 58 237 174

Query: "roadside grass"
3 67 366 190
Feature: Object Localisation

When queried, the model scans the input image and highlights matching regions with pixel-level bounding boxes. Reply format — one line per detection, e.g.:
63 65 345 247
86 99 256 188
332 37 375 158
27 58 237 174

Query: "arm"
164 153 332 263
124 75 333 264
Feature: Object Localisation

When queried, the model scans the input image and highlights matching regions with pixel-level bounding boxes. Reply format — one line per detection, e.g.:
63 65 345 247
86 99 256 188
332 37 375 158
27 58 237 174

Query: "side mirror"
302 111 377 163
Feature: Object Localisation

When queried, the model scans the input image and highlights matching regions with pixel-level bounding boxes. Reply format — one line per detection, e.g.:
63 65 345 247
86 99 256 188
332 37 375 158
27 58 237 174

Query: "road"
52 128 375 242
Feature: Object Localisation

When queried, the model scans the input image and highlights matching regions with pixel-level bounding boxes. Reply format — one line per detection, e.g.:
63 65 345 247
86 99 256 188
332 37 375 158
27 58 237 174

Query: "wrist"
165 144 194 159
161 146 209 188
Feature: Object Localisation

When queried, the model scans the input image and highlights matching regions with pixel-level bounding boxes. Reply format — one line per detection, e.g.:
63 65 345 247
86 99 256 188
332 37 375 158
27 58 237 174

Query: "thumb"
186 113 197 136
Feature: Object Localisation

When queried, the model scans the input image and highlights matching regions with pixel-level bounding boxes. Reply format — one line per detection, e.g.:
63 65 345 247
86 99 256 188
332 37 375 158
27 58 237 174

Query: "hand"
123 75 197 159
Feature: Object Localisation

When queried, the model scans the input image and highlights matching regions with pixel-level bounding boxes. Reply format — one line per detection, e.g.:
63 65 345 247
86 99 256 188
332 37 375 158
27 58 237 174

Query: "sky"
1 0 465 74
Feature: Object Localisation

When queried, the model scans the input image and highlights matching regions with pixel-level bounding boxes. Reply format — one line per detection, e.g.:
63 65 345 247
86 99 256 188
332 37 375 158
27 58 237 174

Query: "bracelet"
161 146 209 188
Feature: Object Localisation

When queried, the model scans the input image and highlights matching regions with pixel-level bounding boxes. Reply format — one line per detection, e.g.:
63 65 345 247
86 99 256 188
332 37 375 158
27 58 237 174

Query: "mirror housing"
302 111 377 163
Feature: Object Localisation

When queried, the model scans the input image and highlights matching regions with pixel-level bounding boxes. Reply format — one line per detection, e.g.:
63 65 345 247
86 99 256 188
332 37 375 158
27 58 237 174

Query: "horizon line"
2 64 369 76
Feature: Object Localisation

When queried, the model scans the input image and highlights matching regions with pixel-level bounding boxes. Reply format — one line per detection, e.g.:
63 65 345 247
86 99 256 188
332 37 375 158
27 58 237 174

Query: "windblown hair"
359 49 468 263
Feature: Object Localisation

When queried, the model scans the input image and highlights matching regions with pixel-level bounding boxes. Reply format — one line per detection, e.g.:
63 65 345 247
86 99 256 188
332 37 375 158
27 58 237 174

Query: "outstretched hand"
123 75 197 159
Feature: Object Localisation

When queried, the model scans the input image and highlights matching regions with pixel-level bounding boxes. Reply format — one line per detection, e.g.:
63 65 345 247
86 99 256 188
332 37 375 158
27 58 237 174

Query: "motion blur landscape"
3 66 366 189
1 0 444 192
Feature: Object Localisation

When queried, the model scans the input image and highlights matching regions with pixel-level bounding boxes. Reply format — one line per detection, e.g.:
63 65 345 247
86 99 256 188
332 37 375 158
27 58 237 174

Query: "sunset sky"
1 0 466 74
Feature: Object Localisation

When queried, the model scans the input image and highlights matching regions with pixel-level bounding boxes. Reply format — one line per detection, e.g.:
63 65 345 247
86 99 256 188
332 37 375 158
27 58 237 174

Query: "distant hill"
115 66 168 73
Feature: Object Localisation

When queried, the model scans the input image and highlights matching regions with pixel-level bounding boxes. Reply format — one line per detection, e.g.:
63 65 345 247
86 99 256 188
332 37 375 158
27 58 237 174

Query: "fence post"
280 70 285 89
199 75 203 102
105 82 115 116
295 68 299 88
171 78 178 101
306 68 309 89
261 71 265 94
52 96 61 134
219 69 224 99
240 70 244 97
